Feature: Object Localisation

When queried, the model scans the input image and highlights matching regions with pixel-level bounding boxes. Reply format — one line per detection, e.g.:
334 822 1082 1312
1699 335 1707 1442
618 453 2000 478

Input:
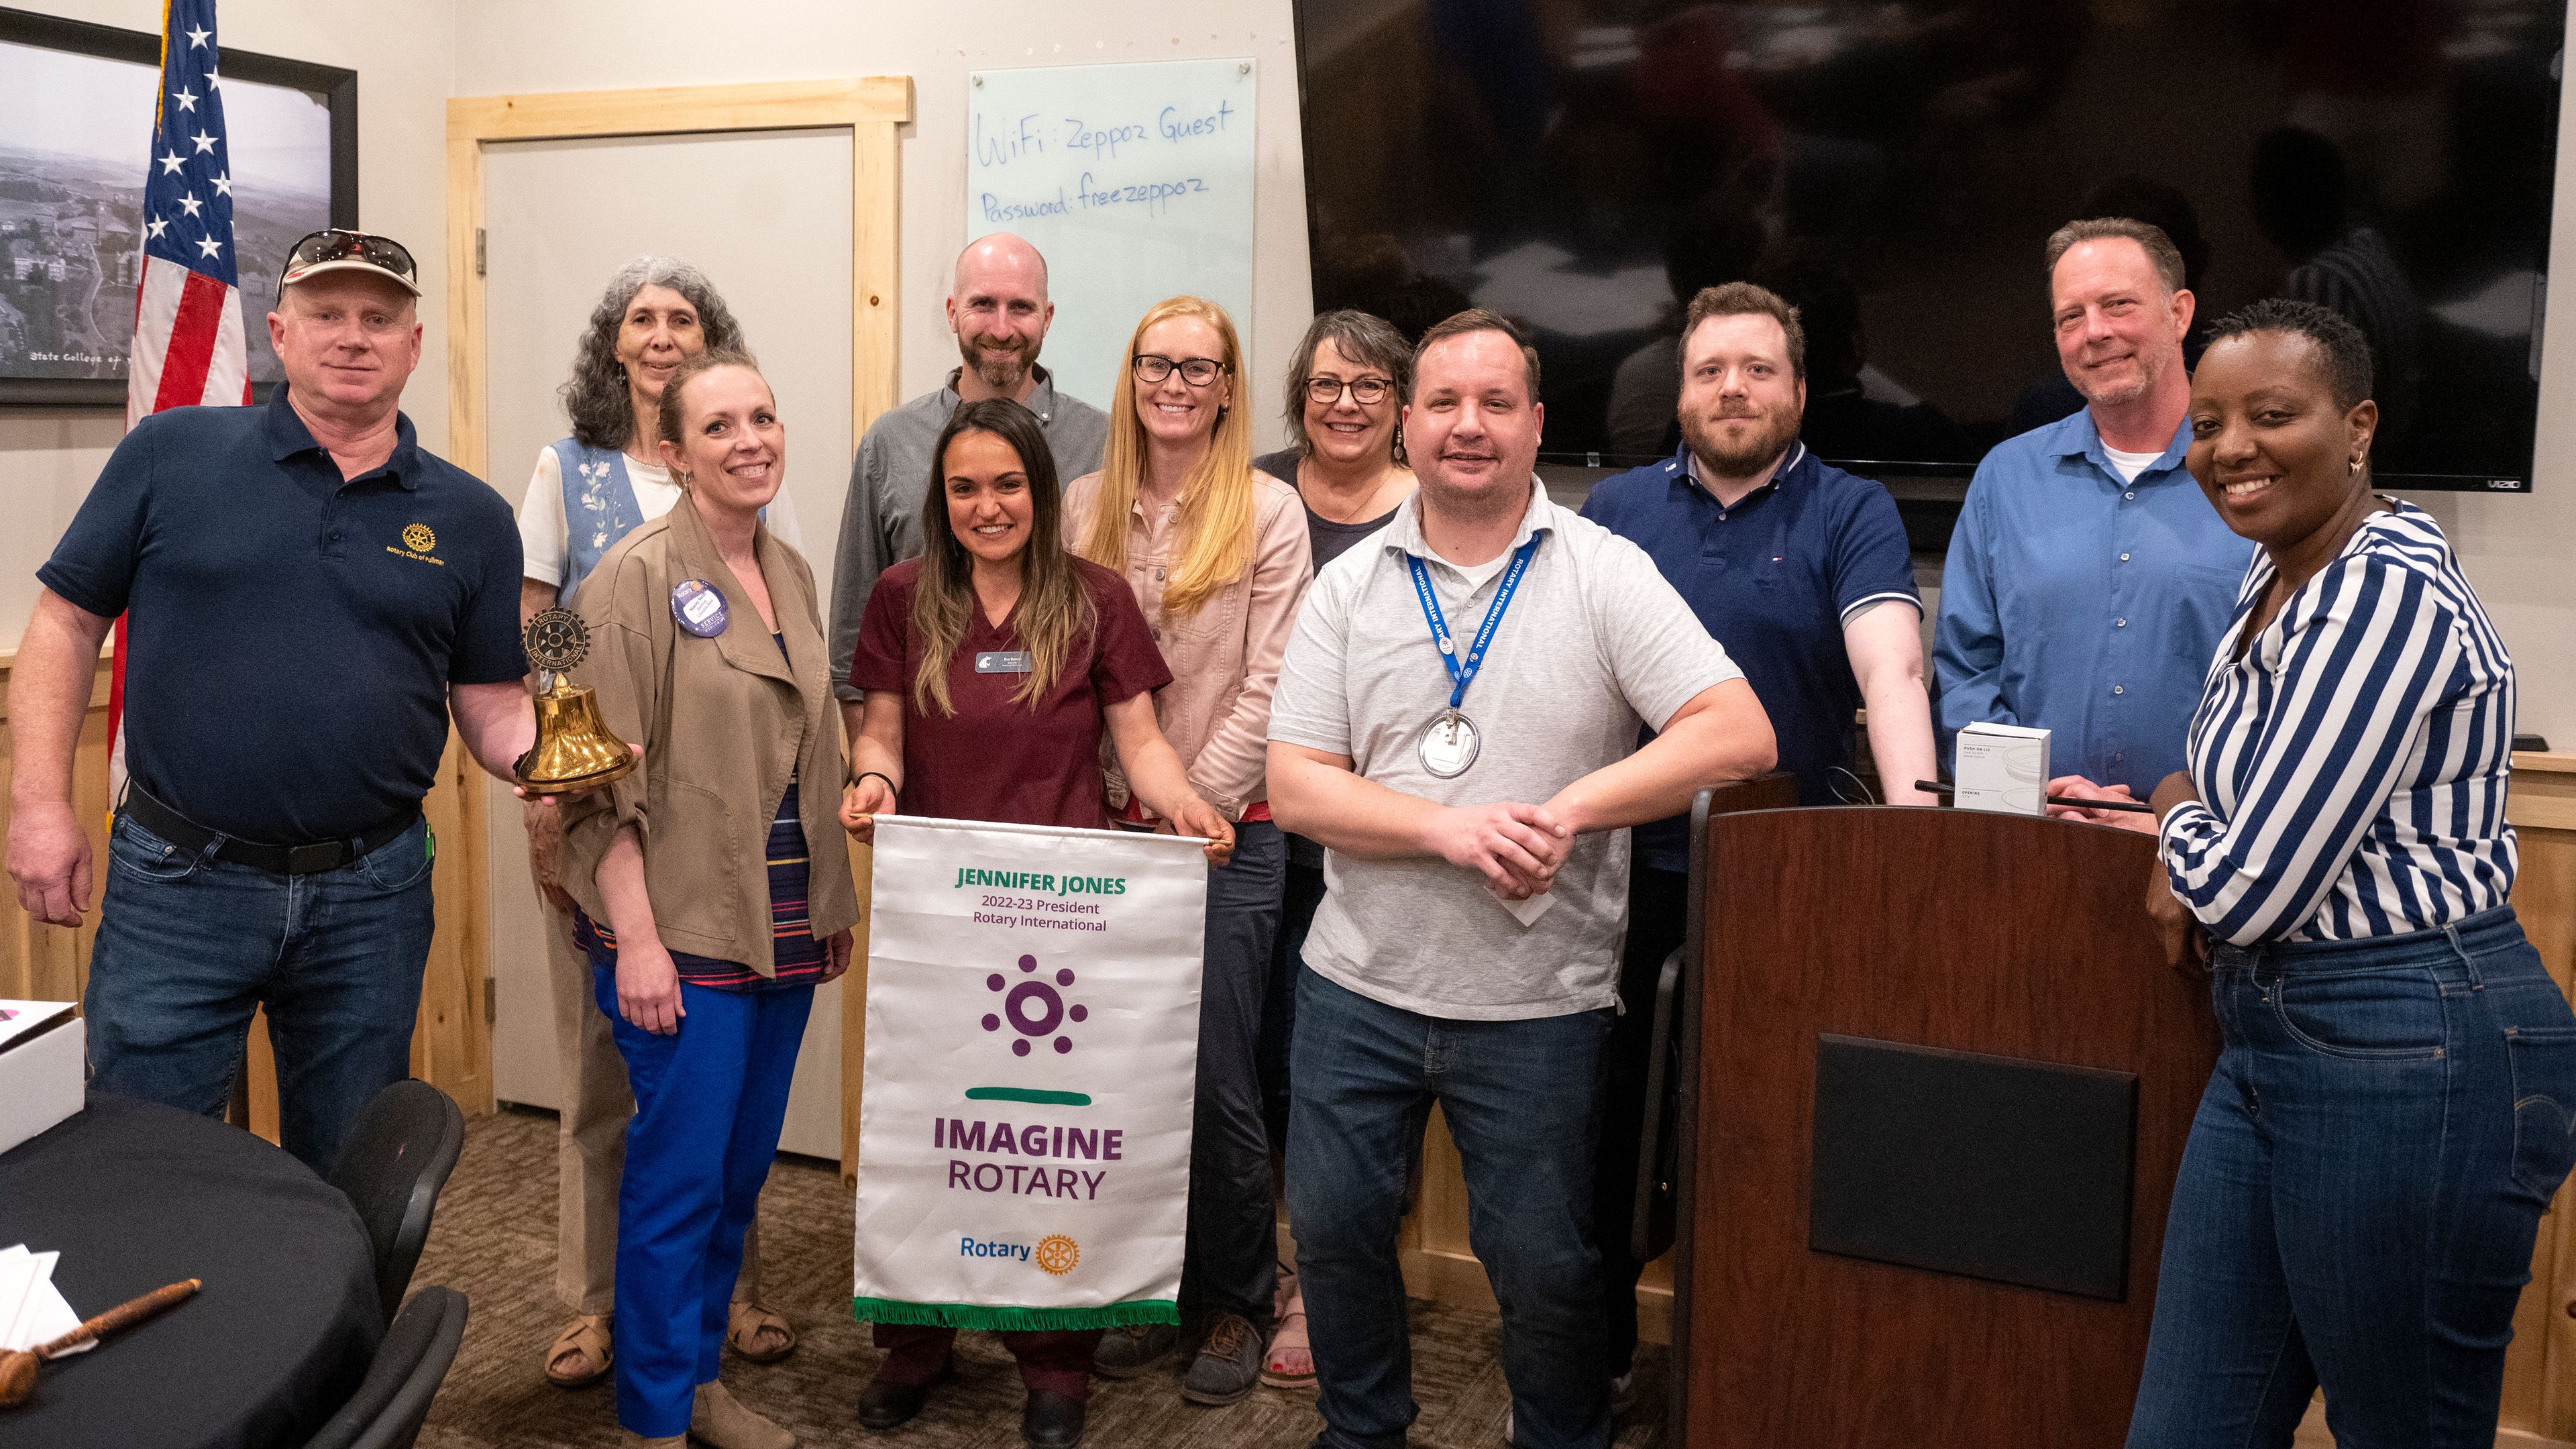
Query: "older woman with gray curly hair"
513 256 807 1390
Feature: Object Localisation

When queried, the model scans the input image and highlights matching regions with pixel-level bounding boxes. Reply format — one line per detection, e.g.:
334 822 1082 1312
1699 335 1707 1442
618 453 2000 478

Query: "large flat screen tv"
1291 0 2564 492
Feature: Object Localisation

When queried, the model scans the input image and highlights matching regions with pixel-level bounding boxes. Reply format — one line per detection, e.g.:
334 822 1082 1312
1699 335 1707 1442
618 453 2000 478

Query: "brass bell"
515 608 638 795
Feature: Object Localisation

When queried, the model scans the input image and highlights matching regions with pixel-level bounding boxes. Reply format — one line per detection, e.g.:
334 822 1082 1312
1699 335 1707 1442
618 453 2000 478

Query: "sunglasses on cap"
280 229 420 294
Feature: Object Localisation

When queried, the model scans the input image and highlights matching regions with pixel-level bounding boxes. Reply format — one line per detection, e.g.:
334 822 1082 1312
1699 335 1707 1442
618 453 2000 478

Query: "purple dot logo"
984 953 1087 1056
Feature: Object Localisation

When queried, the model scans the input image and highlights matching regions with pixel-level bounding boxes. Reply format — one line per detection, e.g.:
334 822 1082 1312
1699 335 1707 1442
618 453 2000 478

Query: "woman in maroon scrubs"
840 396 1230 1449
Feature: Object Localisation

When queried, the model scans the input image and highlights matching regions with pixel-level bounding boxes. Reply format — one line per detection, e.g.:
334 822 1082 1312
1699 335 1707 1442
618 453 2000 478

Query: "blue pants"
1187 818 1285 1330
591 961 813 1438
1286 967 1615 1449
2129 906 2576 1448
85 811 435 1173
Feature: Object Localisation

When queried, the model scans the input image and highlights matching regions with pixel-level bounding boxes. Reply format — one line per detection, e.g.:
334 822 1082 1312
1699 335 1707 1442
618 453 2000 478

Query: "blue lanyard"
1407 535 1542 710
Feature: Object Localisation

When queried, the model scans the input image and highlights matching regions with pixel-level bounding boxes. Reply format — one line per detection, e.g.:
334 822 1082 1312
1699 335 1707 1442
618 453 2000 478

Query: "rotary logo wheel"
522 608 594 672
402 523 436 553
1034 1234 1079 1276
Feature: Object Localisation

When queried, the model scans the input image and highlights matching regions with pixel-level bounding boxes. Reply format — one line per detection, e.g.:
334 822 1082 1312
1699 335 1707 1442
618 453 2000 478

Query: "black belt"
121 786 421 877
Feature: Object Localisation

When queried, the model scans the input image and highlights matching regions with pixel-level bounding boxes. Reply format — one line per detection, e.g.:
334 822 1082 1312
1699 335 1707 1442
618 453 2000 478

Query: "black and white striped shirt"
2161 500 2516 945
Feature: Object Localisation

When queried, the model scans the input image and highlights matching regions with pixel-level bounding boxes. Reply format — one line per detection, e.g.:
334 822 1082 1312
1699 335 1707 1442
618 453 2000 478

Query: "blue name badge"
671 578 729 637
975 651 1034 674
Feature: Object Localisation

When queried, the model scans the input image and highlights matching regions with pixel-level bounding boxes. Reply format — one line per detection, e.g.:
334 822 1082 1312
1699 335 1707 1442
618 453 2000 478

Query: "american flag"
112 0 247 784
125 0 246 426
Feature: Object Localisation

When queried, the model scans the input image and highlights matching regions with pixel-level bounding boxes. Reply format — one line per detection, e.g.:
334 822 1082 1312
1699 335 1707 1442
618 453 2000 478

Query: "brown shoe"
691 1379 795 1449
1183 1312 1263 1406
545 1313 612 1389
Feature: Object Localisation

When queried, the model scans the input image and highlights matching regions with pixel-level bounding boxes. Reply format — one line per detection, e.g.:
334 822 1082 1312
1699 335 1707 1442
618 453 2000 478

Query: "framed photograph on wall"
0 5 356 407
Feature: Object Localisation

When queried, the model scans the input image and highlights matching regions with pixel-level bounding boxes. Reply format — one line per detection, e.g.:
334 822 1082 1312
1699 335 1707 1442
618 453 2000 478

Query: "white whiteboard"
965 58 1258 415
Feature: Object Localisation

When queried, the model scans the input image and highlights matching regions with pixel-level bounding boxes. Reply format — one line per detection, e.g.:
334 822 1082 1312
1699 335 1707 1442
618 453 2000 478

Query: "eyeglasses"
1133 354 1228 387
1305 374 1395 407
281 229 419 286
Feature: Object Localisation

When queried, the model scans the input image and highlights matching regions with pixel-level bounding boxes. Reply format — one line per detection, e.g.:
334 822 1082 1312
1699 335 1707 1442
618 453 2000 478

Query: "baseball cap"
280 229 421 297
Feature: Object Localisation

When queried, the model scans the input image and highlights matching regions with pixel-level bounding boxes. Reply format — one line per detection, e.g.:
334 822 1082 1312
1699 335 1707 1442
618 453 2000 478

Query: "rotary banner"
853 814 1208 1331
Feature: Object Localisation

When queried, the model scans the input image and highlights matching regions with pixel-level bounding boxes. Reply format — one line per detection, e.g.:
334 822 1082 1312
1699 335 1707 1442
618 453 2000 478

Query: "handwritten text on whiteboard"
976 101 1240 221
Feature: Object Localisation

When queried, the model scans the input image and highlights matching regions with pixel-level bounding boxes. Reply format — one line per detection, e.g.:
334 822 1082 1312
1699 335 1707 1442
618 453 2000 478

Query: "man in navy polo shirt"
1578 279 1937 1397
6 230 546 1171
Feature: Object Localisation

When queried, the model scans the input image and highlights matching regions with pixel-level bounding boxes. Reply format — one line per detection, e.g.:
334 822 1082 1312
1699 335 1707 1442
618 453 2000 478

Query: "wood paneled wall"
0 649 113 1008
2500 753 2576 1444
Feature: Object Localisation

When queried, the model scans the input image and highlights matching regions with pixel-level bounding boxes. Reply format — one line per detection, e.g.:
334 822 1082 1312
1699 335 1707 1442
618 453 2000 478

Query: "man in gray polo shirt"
825 232 1110 737
1268 309 1776 1449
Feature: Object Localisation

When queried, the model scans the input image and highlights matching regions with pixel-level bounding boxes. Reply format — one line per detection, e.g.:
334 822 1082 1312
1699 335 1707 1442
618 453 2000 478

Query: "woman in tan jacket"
559 349 857 1449
1063 296 1313 1405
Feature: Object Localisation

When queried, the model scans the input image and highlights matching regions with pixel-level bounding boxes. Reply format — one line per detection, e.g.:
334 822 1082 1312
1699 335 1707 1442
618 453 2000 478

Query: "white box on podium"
1955 722 2051 816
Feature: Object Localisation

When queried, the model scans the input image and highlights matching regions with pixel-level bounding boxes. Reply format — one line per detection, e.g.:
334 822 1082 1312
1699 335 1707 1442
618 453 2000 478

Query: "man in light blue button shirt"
1937 217 2254 800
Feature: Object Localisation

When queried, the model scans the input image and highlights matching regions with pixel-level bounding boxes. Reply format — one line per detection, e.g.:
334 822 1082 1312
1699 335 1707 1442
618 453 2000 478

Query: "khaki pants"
546 903 763 1316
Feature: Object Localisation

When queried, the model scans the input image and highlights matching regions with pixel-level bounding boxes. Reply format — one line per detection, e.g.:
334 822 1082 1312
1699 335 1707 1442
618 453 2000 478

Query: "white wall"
7 0 2573 746
1 0 458 645
447 0 1314 449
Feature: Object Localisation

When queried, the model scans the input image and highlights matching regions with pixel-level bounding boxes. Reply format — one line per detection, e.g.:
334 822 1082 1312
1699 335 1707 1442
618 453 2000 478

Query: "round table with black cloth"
0 1094 381 1449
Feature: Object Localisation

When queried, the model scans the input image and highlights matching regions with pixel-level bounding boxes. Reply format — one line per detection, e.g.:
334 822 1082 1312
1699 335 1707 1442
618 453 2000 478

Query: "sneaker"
1181 1311 1263 1406
1089 1322 1180 1379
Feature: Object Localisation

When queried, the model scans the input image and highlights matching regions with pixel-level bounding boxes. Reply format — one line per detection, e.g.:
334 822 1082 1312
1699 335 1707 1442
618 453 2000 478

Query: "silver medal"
1419 708 1481 779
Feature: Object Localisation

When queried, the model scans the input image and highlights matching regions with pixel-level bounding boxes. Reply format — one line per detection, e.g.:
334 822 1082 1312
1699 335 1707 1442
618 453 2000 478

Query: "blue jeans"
2129 906 2576 1448
1258 853 1328 1144
592 962 812 1438
1187 818 1285 1329
1286 968 1615 1449
85 810 435 1173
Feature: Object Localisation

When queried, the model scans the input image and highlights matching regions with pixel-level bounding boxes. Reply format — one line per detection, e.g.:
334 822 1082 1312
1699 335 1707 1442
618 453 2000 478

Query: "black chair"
326 1079 466 1325
1631 788 1711 1265
299 1286 468 1449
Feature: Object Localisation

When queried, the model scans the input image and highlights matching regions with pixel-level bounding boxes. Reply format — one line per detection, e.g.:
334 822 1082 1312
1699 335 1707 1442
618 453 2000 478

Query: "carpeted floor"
413 1107 1670 1448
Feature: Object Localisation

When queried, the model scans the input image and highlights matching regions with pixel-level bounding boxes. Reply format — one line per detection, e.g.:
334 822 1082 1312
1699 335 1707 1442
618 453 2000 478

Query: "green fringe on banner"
851 1297 1181 1332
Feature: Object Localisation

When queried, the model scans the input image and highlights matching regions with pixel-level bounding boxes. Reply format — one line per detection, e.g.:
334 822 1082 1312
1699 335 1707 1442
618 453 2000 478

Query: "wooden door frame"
444 77 912 1178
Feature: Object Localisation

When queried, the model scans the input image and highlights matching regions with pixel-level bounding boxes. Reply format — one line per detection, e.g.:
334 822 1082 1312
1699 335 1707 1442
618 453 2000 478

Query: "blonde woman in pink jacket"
1063 295 1312 1407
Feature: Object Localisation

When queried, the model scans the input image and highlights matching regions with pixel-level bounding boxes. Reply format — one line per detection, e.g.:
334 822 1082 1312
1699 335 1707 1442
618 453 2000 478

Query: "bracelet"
854 770 900 800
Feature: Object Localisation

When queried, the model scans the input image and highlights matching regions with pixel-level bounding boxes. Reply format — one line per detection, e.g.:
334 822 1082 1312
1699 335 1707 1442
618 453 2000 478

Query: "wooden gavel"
0 1278 199 1408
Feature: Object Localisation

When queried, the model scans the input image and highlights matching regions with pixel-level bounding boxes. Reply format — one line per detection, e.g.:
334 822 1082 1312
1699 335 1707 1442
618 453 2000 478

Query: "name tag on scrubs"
975 651 1033 674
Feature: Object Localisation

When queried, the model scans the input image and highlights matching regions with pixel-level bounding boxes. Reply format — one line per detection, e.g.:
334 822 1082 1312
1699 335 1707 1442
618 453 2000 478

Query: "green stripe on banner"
965 1086 1094 1107
852 1297 1179 1332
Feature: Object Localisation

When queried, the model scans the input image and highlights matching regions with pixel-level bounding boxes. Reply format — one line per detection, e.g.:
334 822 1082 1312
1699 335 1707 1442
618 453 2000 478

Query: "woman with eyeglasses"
1243 307 1415 1390
1064 296 1314 1406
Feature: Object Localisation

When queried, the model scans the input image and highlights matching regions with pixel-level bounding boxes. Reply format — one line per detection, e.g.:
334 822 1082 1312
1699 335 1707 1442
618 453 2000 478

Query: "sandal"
725 1301 798 1364
545 1312 613 1389
1260 1265 1315 1389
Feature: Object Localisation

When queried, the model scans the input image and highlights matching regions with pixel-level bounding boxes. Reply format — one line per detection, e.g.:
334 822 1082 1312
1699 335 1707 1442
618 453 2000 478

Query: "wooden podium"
1662 798 2221 1446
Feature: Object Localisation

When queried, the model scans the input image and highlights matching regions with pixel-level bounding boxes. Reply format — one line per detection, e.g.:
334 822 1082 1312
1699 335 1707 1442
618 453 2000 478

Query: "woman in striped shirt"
2084 300 2576 1446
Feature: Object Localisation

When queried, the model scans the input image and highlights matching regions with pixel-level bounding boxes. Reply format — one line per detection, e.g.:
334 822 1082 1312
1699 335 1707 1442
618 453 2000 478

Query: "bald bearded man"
826 233 1111 740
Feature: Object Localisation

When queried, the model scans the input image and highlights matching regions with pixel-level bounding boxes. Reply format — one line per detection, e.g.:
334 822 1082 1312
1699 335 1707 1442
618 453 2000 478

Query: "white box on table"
1954 722 2051 816
0 1002 83 1158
